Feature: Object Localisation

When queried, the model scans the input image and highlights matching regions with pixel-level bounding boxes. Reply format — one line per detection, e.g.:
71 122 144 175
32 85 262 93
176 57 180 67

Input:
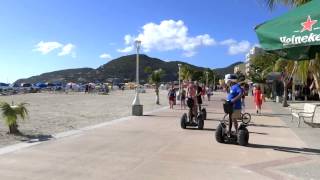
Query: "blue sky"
0 0 289 83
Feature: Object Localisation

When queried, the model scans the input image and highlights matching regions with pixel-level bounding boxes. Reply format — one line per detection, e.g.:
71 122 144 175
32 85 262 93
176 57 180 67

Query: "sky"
0 0 290 83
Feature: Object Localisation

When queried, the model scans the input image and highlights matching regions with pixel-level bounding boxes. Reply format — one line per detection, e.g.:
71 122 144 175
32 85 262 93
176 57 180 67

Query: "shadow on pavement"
144 114 180 118
249 131 268 135
252 113 291 118
248 143 320 155
185 128 216 131
205 118 221 122
250 123 289 128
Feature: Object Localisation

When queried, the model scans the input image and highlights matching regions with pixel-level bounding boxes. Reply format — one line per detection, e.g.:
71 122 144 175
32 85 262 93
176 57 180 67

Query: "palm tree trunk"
155 85 160 105
282 80 289 107
312 73 320 96
9 123 19 134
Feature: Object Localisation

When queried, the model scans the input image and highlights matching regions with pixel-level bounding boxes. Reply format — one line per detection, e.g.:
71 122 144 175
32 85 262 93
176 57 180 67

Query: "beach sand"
0 89 169 147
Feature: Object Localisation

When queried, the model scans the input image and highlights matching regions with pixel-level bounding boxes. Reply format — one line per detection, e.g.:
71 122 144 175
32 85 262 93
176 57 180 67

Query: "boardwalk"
0 92 319 180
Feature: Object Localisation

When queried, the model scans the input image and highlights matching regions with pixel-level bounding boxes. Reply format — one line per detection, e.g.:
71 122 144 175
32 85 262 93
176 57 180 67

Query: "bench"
290 103 320 127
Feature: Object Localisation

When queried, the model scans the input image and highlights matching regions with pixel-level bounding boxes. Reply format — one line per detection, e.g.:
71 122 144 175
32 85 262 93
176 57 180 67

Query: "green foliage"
144 66 152 74
248 52 278 83
0 102 28 127
192 70 204 82
149 69 165 85
180 65 194 81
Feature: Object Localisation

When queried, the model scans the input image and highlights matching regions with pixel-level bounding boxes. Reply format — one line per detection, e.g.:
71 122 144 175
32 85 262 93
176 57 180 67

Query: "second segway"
180 98 204 130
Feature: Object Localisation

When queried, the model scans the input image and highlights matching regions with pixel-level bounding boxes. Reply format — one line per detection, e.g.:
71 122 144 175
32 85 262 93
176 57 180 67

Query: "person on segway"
195 81 203 112
187 81 196 122
225 74 243 137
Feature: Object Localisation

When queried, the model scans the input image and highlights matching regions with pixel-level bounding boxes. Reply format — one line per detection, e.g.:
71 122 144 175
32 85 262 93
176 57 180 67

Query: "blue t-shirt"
227 83 243 110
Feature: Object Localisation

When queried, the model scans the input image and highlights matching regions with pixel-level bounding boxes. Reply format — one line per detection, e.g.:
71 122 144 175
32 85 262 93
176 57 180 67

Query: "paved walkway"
0 92 319 180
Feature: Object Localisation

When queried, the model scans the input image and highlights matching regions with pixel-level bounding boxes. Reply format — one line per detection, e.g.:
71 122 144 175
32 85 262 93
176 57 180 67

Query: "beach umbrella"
255 0 320 60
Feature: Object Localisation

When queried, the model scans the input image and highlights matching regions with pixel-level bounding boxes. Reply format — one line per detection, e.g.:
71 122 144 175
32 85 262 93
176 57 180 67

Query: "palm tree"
0 102 28 134
274 59 296 106
264 0 320 100
180 65 194 81
149 69 165 105
309 56 320 96
265 0 311 9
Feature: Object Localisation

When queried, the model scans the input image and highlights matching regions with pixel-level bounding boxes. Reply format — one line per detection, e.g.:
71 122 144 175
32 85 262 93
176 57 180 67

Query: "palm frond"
296 60 309 83
15 103 29 120
0 102 18 126
264 0 311 10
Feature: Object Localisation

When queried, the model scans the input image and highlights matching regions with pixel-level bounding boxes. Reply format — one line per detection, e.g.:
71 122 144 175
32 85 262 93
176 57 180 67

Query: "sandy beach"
0 89 169 147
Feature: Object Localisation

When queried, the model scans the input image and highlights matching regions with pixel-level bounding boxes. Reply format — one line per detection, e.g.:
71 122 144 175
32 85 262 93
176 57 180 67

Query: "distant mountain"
215 61 243 77
15 54 242 84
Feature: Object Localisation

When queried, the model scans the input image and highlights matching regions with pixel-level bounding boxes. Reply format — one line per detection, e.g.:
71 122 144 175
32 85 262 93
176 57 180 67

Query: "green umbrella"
255 0 320 60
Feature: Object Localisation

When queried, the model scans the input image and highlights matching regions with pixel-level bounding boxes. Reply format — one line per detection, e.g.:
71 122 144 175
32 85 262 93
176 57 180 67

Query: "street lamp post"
213 73 216 90
205 71 209 88
132 40 143 116
178 64 182 109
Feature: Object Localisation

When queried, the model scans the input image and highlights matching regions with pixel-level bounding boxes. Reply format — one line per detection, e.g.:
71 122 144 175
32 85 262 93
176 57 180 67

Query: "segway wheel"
241 113 251 124
180 113 187 129
197 114 204 130
237 128 249 146
201 108 207 120
215 123 225 143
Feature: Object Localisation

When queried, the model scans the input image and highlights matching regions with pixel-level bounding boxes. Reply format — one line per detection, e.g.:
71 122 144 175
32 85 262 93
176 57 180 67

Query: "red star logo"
301 16 317 32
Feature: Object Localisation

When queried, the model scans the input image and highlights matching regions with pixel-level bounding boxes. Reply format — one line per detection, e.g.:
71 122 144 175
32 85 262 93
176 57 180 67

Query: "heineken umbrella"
255 0 320 60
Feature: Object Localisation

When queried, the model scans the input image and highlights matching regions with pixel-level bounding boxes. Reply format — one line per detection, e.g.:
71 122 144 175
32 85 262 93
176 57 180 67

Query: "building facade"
245 46 264 75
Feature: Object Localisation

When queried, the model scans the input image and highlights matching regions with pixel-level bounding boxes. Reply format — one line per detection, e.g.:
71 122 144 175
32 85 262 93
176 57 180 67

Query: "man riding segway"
215 74 249 146
225 74 243 137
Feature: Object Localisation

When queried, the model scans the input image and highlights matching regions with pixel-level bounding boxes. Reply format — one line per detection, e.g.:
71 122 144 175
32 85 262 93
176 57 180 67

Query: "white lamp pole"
206 71 209 88
132 40 143 116
178 64 182 108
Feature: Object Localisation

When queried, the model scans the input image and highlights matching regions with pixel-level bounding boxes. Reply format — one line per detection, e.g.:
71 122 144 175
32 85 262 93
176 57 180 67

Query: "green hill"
15 54 242 84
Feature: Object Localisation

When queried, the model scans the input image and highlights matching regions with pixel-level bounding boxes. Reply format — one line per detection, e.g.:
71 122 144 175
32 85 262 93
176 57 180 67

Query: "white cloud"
220 39 237 46
118 20 215 57
220 39 251 55
33 41 63 54
34 41 76 57
99 53 112 59
117 46 134 53
183 51 197 57
58 43 76 57
124 35 134 45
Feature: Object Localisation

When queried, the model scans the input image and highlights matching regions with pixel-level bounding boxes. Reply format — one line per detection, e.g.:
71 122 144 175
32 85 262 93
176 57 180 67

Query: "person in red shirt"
254 85 263 114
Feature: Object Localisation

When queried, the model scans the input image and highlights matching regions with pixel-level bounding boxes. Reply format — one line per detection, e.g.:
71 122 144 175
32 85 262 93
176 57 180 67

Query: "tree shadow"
18 133 53 143
248 143 320 155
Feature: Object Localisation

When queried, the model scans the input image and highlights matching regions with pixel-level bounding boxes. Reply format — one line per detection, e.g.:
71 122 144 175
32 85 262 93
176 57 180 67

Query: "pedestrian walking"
168 85 176 109
207 87 212 101
254 85 263 114
181 88 186 109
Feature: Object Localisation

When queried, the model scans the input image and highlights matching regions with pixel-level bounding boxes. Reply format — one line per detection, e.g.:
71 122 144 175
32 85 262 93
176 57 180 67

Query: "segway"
180 98 204 130
201 107 207 120
215 101 249 146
